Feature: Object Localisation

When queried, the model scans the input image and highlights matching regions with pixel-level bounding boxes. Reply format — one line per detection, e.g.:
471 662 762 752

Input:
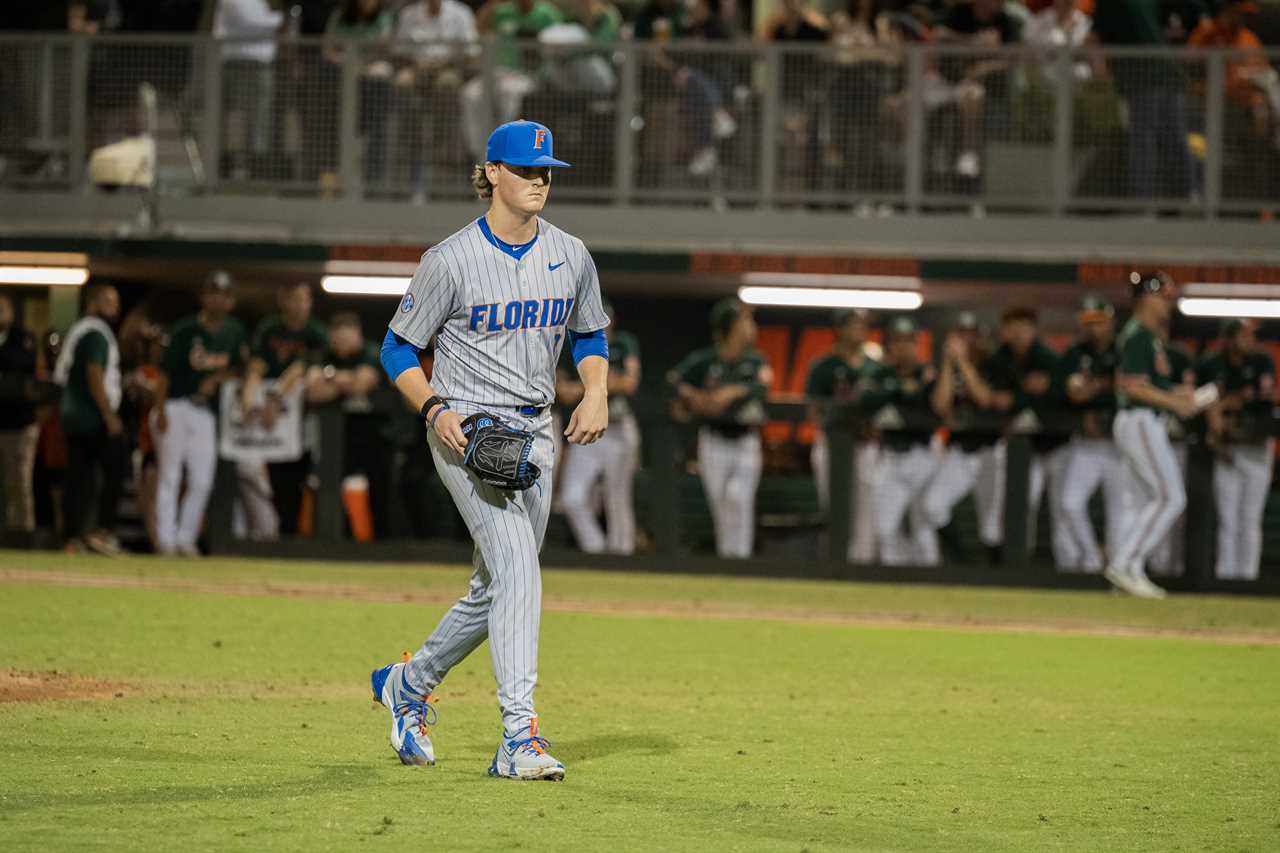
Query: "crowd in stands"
2 0 1278 202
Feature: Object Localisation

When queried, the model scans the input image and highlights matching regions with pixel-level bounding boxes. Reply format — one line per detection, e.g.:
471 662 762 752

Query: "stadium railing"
1 34 1278 216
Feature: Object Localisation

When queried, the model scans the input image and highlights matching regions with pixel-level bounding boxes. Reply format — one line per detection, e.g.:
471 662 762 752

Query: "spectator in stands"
633 0 738 177
933 0 1022 182
325 0 396 189
825 0 904 204
307 312 388 539
1092 0 1193 201
242 282 327 538
0 294 41 545
548 0 623 96
460 0 564 163
55 283 128 557
1188 0 1280 202
1024 0 1094 83
215 0 284 181
391 0 478 201
981 306 1062 556
766 0 830 190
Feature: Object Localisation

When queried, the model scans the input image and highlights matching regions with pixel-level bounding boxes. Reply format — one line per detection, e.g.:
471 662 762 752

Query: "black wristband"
420 395 446 421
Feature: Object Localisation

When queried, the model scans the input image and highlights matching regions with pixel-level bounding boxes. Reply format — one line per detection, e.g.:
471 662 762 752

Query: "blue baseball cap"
485 120 571 168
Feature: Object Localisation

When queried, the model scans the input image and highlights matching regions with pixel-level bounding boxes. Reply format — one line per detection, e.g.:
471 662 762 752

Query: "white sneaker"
488 718 565 781
1128 566 1168 599
712 108 737 140
176 543 201 558
689 147 718 177
1104 565 1163 599
370 661 436 766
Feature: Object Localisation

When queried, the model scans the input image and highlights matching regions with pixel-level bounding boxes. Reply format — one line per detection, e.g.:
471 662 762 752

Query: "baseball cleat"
1103 565 1165 599
371 658 436 766
488 718 565 781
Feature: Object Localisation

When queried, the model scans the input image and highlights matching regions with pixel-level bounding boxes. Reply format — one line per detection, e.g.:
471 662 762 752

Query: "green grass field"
1 551 1278 852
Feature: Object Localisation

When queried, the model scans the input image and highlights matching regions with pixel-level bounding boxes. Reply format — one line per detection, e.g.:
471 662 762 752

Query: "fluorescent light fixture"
739 285 923 311
740 272 922 290
0 266 89 286
321 275 411 296
1177 297 1280 319
1183 282 1280 298
323 260 419 276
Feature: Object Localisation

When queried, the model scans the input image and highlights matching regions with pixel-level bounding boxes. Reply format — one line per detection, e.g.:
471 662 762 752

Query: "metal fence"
1 34 1279 213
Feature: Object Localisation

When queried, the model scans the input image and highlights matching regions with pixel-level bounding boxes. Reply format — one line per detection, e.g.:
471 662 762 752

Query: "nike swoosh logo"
548 261 566 271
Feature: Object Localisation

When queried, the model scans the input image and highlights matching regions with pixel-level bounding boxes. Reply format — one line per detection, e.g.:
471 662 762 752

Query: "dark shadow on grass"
1 763 378 813
559 732 679 762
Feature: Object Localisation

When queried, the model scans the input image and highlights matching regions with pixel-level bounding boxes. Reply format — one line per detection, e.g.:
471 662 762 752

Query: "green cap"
710 298 741 337
888 316 918 338
1078 293 1114 320
1129 270 1173 300
1221 318 1248 338
833 307 870 327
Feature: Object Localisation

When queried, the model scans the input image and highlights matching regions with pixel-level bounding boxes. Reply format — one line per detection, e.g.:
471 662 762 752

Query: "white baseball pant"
405 403 555 735
1214 439 1274 581
560 414 640 555
874 444 940 566
811 431 880 563
1056 439 1134 572
152 398 218 551
1111 409 1187 573
698 428 762 559
1149 441 1189 577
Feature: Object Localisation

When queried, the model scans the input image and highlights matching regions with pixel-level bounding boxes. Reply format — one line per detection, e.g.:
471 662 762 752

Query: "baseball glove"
458 412 541 491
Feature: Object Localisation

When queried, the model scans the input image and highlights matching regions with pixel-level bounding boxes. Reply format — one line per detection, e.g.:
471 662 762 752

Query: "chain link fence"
0 35 1278 214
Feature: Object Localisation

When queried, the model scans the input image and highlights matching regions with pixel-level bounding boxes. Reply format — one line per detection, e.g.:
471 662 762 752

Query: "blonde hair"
471 163 494 199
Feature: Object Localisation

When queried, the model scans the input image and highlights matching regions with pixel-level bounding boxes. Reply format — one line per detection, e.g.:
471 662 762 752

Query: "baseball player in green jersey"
868 316 941 566
805 308 888 564
670 299 773 559
559 302 642 554
1108 271 1199 598
920 311 1000 563
241 281 327 537
1199 318 1276 580
979 306 1063 557
1055 294 1130 573
153 271 248 556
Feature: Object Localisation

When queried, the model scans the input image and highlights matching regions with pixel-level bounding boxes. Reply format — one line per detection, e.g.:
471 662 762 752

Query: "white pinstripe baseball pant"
1213 439 1274 580
560 413 640 555
404 404 554 735
697 427 762 559
1111 409 1187 573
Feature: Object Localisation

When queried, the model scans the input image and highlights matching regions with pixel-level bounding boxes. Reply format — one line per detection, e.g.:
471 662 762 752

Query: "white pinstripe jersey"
389 217 610 408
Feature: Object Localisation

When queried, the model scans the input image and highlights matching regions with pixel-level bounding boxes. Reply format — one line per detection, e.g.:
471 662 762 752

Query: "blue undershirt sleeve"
380 329 423 382
568 328 608 365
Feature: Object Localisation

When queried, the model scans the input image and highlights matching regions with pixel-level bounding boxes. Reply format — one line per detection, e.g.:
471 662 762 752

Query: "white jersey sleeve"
389 249 458 348
567 247 609 334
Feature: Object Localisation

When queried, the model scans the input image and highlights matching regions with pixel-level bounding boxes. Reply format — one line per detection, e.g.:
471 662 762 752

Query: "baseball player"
241 281 327 537
1199 318 1276 580
920 312 999 561
868 316 941 566
980 306 1061 556
805 308 887 563
371 120 609 780
1055 294 1130 573
152 271 247 556
1107 271 1198 598
558 301 642 555
669 298 773 560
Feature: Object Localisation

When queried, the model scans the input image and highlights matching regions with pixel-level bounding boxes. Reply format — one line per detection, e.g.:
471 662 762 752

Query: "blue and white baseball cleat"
371 659 436 766
488 718 565 781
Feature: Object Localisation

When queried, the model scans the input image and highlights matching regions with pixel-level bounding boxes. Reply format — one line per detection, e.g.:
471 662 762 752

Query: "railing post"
612 42 637 206
1184 440 1216 589
338 40 361 198
1204 50 1224 219
825 416 855 564
314 407 346 543
67 35 89 189
38 40 55 145
1002 435 1031 572
201 36 222 190
652 417 682 556
1051 47 1073 215
904 45 925 214
760 44 780 208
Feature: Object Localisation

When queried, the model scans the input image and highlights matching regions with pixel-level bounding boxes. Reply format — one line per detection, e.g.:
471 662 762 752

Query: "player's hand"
432 408 468 455
260 398 281 430
1171 387 1199 420
105 412 124 437
565 390 608 445
944 334 967 363
1023 372 1051 395
152 407 168 435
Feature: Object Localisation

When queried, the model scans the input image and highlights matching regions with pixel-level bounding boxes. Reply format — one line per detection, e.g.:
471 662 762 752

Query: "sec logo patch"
401 293 414 313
